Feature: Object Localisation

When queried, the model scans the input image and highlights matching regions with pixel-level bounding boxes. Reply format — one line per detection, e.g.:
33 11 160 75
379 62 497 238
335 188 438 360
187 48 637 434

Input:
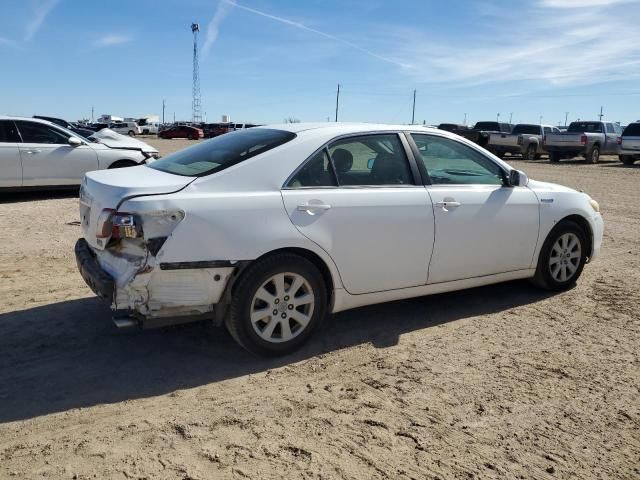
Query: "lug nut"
284 296 289 301
281 313 287 319
274 298 279 304
288 304 293 310
273 309 278 315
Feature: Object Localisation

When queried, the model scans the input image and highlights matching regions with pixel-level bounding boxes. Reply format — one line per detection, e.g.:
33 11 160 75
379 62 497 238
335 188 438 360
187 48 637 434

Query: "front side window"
15 121 70 144
411 134 504 185
149 128 296 177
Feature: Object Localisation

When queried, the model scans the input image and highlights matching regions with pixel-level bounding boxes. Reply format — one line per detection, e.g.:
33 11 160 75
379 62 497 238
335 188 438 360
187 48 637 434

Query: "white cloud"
540 0 633 7
202 0 234 57
380 0 640 88
93 34 132 48
25 0 59 41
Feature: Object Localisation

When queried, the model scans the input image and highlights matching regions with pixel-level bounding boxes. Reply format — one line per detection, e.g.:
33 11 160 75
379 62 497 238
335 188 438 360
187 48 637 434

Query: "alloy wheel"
548 233 581 282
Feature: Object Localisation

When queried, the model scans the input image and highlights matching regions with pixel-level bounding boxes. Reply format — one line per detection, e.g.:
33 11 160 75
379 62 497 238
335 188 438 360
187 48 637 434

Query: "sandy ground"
0 140 638 479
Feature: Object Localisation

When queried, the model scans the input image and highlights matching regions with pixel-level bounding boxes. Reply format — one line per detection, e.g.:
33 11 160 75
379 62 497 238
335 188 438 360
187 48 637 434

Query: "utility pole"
411 89 416 124
91 106 94 122
463 113 467 125
497 113 500 122
191 23 202 123
539 115 543 124
509 112 513 123
598 106 604 121
173 112 175 123
162 99 166 124
565 112 569 127
335 84 340 122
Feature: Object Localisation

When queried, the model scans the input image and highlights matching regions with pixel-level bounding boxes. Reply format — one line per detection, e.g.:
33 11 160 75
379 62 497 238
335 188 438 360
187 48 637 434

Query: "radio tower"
191 23 202 123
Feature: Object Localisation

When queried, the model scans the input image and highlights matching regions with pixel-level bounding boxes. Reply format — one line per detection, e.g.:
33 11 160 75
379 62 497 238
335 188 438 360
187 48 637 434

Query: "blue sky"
1 0 639 125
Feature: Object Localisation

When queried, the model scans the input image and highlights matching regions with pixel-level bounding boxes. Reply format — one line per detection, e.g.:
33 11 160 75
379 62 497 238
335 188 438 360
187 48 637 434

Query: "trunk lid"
489 133 518 147
80 166 193 249
545 132 585 147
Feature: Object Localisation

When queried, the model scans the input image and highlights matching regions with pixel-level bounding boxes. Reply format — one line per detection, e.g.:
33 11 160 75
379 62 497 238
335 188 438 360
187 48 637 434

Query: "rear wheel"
523 144 536 160
531 221 587 291
128 130 135 137
620 155 635 165
586 145 600 164
550 152 561 163
226 253 327 356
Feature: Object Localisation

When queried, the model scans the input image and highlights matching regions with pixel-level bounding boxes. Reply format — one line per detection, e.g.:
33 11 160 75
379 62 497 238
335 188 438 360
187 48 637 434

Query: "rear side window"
623 123 640 136
513 125 540 135
605 123 615 133
149 128 296 176
474 122 499 131
0 120 21 142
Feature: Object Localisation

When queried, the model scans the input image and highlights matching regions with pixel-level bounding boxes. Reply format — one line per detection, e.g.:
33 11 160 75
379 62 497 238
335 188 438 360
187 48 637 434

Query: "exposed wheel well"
231 248 334 301
557 214 593 259
108 159 138 169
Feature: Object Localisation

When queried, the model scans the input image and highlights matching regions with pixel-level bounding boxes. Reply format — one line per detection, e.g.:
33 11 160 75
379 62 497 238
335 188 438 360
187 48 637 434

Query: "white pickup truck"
488 124 559 160
544 121 622 163
619 122 640 165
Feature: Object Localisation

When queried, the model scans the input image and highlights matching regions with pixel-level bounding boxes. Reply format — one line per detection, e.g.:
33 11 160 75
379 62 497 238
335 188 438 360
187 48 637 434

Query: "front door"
410 133 540 284
0 120 22 187
15 120 99 186
281 133 434 295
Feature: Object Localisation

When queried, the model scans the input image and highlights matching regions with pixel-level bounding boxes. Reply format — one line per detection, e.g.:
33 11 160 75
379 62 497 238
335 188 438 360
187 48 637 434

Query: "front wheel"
128 130 135 137
226 253 327 356
531 221 587 291
586 145 600 164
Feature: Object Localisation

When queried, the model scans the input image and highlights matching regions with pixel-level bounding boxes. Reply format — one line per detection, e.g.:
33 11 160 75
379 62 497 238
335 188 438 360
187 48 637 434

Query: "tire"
586 145 600 164
531 220 588 291
535 154 542 160
620 155 635 165
128 130 135 137
226 253 327 356
191 134 199 140
109 160 137 169
523 144 536 160
550 152 561 163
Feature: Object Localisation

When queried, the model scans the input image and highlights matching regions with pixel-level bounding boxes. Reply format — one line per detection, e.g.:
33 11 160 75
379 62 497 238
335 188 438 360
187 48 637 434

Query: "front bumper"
75 238 114 303
490 145 521 155
589 213 604 263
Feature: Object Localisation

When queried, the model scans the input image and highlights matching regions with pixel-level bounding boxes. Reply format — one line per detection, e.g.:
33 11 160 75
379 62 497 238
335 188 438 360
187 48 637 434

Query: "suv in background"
619 122 640 165
108 122 141 136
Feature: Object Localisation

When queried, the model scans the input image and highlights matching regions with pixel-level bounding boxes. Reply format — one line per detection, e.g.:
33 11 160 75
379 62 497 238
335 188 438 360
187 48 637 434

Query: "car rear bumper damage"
74 238 237 328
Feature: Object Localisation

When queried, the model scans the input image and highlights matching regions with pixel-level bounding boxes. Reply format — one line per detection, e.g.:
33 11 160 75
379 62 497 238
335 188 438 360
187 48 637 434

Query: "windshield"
474 122 499 131
568 122 603 133
512 124 540 135
149 128 296 177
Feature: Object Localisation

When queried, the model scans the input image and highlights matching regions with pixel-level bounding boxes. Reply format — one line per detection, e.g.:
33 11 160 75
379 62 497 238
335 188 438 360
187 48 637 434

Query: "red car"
159 125 204 140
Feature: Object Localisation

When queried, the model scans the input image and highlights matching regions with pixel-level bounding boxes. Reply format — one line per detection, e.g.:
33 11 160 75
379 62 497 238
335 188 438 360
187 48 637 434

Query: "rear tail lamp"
542 135 547 145
96 208 140 240
617 137 622 145
580 135 588 145
517 135 523 145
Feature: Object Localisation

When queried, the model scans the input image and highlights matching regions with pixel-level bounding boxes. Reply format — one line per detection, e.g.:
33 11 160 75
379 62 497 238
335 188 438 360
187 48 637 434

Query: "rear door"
15 120 99 186
0 120 22 187
604 123 619 154
409 133 539 284
281 133 434 295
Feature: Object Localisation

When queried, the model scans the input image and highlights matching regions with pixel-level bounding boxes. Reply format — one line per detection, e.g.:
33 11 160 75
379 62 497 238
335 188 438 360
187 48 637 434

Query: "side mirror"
508 169 529 187
68 136 82 147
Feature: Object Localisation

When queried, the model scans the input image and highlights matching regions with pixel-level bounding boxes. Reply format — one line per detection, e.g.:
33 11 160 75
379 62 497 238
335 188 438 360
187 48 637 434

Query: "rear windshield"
473 122 500 131
568 122 603 133
622 123 640 136
512 124 540 135
149 128 296 177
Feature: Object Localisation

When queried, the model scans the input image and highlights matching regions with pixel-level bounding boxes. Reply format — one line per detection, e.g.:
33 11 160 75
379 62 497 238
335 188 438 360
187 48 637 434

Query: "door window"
411 134 504 185
15 121 70 144
0 120 21 142
288 150 337 187
327 134 413 186
605 123 615 133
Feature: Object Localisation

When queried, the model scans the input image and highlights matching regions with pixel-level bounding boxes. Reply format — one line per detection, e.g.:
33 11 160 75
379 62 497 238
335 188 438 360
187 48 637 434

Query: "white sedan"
75 123 603 355
0 116 159 189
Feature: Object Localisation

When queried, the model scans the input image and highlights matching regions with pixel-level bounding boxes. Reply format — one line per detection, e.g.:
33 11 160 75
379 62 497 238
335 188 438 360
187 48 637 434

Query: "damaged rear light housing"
96 208 140 240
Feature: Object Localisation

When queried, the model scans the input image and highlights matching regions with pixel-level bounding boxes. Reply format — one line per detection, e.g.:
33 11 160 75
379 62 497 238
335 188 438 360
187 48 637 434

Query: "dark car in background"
158 124 204 140
33 115 95 139
437 123 470 133
455 121 513 148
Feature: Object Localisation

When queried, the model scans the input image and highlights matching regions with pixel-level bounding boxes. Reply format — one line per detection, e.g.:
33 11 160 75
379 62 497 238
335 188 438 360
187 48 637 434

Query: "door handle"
25 149 41 154
435 201 461 210
296 203 331 215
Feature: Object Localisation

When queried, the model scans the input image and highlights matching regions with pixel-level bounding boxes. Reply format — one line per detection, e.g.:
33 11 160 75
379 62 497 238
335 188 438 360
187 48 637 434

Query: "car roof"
0 115 59 127
257 122 440 135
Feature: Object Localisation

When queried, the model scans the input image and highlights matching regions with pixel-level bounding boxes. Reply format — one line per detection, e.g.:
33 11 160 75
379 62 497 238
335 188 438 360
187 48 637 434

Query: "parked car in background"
0 117 159 189
488 124 560 160
137 119 159 135
455 121 513 148
108 122 141 136
619 122 640 165
33 115 95 139
75 123 602 355
86 123 110 132
437 123 470 133
159 124 204 140
544 121 621 163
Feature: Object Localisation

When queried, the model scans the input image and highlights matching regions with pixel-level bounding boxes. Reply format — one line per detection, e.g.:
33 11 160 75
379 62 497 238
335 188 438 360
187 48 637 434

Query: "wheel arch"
108 159 139 169
556 214 594 260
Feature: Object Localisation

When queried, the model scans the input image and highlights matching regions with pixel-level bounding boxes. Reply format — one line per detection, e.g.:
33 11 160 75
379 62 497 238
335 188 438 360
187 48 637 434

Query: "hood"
89 128 158 153
527 179 579 194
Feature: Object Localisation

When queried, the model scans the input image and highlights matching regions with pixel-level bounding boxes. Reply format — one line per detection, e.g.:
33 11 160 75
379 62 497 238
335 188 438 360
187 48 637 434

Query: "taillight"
617 137 622 145
517 135 523 145
580 135 588 145
96 208 140 240
543 135 547 145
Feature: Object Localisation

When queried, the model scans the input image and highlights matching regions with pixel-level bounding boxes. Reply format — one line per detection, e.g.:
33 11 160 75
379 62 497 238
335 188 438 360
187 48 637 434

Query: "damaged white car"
0 116 159 189
75 123 603 355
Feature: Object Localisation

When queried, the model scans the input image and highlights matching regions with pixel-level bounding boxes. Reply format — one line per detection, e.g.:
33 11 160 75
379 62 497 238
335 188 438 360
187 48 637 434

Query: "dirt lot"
0 139 638 479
